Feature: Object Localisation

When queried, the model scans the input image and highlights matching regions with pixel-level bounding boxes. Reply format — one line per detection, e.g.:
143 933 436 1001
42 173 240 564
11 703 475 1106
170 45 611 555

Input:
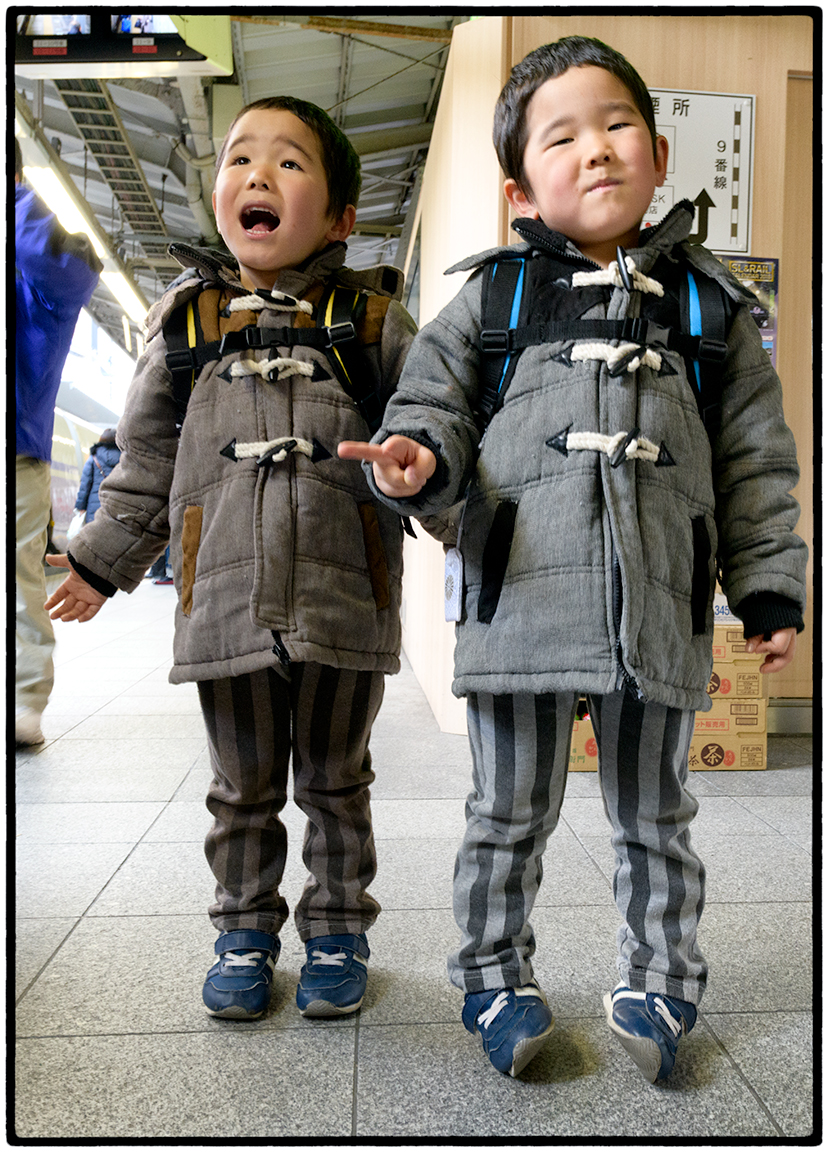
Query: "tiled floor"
13 579 815 1141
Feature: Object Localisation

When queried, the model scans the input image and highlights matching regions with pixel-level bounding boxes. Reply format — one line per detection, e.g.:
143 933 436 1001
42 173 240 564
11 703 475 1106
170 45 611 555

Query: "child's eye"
551 137 573 147
231 155 249 166
281 159 303 171
609 122 630 132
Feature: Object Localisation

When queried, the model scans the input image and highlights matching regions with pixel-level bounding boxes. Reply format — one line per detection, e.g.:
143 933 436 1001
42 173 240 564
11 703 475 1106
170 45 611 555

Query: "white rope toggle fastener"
566 429 662 465
228 357 315 382
571 341 662 375
233 436 318 465
572 257 664 297
226 291 313 315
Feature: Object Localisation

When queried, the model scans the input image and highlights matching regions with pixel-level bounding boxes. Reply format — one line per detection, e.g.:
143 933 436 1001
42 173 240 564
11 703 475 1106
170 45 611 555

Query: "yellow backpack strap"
317 282 382 432
164 289 225 431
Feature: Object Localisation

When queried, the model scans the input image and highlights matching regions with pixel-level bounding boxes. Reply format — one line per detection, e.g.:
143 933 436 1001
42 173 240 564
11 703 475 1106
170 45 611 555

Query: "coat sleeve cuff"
67 552 118 598
732 591 804 639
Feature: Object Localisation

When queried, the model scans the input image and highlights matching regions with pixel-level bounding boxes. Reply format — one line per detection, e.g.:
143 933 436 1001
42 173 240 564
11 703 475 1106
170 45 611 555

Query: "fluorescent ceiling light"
102 271 148 324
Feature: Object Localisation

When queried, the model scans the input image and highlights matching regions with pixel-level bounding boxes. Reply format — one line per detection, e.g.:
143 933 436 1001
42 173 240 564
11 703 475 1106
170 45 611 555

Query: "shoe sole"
603 992 661 1083
298 997 363 1018
204 1003 265 1020
506 1018 555 1077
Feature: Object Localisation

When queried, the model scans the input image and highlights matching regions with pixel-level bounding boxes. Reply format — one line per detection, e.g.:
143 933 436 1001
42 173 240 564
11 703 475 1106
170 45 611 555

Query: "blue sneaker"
462 982 555 1077
604 983 697 1082
296 933 370 1017
202 930 280 1019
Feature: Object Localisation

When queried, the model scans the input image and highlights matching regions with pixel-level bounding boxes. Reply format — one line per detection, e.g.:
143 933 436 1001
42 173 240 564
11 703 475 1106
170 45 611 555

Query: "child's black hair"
215 95 361 220
493 36 658 193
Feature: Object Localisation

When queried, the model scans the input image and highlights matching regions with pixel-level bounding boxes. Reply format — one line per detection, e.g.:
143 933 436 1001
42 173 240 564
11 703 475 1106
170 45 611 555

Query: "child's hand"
338 435 436 498
745 627 797 674
44 554 107 622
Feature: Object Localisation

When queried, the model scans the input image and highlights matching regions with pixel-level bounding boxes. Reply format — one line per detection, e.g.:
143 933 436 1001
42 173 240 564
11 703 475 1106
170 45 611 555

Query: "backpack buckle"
480 329 510 353
697 338 728 364
166 347 200 372
622 318 670 347
326 321 356 347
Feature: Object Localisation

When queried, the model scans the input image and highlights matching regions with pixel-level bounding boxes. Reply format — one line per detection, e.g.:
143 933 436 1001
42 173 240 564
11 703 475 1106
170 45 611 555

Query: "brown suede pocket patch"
181 505 203 616
358 503 390 610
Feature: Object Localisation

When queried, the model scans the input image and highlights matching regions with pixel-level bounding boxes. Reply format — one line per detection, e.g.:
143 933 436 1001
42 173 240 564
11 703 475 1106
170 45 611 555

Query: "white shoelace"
477 991 510 1029
612 987 683 1038
223 949 265 969
310 949 348 967
652 996 682 1038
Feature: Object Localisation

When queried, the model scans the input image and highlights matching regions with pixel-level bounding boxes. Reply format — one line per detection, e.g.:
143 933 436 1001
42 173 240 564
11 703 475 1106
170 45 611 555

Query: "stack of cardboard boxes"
569 594 768 772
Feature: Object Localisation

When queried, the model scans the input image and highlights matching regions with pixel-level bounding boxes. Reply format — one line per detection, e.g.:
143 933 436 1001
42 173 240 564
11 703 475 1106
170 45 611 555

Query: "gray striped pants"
449 690 706 1005
197 664 384 942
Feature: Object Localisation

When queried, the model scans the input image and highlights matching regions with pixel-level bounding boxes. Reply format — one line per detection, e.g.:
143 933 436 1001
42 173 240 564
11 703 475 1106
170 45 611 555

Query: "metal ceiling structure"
13 13 469 354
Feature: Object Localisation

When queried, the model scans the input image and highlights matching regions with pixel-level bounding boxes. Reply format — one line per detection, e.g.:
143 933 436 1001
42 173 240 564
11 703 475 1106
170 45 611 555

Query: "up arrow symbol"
688 189 715 245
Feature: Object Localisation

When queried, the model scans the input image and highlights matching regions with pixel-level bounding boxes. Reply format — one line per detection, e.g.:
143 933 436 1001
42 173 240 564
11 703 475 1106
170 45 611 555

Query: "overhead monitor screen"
17 14 91 35
110 15 178 34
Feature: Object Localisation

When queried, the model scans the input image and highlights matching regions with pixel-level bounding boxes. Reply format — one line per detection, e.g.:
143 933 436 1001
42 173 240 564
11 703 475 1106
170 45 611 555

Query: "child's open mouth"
241 206 280 234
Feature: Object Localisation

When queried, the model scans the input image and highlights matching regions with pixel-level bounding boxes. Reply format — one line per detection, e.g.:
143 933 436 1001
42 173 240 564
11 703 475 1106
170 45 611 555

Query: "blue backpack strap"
683 267 728 438
477 257 526 427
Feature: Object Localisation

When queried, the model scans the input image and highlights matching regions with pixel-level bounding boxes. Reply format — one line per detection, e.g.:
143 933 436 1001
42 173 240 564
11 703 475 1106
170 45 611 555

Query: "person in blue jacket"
74 429 121 525
15 136 102 746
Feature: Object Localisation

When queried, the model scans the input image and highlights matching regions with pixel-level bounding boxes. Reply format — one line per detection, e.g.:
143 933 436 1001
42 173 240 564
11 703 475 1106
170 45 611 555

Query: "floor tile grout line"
700 1015 789 1139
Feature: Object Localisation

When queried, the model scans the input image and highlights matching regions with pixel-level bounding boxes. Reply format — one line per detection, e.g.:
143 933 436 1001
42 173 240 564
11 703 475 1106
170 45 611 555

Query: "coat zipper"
611 540 646 700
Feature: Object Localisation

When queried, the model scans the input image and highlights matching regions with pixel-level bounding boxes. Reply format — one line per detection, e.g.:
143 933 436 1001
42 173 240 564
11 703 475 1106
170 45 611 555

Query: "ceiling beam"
230 15 453 42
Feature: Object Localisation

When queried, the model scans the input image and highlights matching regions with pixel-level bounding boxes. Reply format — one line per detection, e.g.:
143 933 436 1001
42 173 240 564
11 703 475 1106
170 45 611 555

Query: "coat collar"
512 200 697 271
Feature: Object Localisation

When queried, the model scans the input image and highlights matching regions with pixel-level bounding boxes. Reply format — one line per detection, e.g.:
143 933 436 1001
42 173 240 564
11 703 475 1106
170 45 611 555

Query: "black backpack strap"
478 257 527 426
165 282 386 435
317 282 383 434
164 295 205 431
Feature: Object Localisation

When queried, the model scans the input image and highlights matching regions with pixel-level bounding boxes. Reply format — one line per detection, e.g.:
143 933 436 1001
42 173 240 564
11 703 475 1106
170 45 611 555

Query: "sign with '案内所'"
643 89 755 254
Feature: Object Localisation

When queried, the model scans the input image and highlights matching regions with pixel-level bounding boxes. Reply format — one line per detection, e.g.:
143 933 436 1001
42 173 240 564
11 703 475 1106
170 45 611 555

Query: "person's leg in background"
16 456 54 745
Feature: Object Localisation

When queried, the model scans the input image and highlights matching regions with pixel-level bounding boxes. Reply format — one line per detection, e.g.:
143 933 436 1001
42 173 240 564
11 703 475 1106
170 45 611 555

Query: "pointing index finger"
337 440 386 463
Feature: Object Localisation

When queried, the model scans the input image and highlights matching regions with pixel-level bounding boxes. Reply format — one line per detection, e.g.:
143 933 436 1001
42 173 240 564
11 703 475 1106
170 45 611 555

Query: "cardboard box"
711 625 764 665
696 696 767 734
568 698 767 773
707 665 765 699
568 715 598 771
688 730 767 770
712 590 741 626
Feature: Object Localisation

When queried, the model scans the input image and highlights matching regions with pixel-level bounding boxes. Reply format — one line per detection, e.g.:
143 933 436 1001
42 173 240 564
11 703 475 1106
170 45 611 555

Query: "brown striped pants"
197 664 384 941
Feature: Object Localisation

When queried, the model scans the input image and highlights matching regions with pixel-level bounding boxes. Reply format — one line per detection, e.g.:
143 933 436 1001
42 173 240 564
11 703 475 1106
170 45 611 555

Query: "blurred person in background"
14 136 102 746
74 428 121 525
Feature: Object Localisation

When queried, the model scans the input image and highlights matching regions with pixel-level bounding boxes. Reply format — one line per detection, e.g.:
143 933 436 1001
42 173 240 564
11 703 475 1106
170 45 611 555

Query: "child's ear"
503 178 540 220
326 204 356 243
654 135 669 188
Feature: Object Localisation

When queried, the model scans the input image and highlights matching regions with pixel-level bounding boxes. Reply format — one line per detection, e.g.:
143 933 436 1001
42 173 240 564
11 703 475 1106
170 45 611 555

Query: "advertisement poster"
717 257 779 366
644 89 755 254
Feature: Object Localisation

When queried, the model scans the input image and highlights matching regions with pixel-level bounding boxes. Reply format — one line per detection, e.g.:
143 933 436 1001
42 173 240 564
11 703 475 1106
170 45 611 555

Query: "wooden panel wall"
399 18 508 733
402 14 814 731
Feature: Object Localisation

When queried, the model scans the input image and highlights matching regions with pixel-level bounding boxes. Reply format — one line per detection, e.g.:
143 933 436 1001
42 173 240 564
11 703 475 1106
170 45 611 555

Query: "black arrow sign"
687 189 715 245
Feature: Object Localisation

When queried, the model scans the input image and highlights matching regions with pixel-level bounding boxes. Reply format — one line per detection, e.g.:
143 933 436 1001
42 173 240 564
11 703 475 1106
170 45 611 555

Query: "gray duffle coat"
69 242 417 682
367 204 807 712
